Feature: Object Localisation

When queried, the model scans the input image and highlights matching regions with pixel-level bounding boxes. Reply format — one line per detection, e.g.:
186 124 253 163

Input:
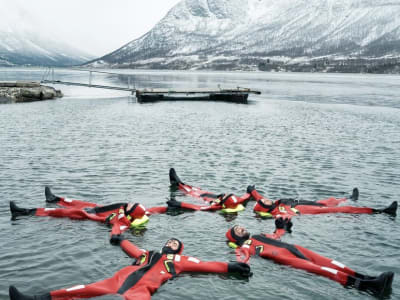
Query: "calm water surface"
0 68 399 299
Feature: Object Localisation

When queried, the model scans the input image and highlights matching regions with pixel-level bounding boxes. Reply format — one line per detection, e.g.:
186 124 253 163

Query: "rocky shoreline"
0 81 63 103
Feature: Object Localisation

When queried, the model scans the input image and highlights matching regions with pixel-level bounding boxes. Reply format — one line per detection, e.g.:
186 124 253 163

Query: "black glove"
275 217 293 233
110 234 124 245
167 199 182 208
275 217 285 229
285 219 293 233
246 185 255 194
228 262 252 277
105 213 117 225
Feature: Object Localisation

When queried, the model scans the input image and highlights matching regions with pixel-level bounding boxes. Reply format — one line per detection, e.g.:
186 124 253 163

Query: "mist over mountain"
87 0 400 72
0 0 94 67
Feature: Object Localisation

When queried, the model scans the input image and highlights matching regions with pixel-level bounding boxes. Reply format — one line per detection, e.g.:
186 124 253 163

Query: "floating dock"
135 88 261 104
40 68 261 104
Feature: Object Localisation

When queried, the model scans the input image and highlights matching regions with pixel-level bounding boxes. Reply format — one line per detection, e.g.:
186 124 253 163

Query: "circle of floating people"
9 168 397 299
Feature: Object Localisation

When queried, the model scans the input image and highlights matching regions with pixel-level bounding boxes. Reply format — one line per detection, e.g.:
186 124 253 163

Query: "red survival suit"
167 193 250 212
168 168 251 212
226 219 394 296
33 188 167 234
10 239 250 300
249 187 374 219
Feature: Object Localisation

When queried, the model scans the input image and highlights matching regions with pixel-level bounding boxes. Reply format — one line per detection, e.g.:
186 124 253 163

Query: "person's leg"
295 205 373 215
35 208 105 222
294 245 357 276
9 277 118 300
272 255 350 285
315 197 347 207
50 276 118 299
123 287 152 300
46 187 98 209
10 202 36 219
273 252 394 296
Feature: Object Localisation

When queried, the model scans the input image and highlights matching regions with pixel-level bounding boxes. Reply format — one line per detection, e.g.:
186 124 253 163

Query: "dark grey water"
0 68 399 300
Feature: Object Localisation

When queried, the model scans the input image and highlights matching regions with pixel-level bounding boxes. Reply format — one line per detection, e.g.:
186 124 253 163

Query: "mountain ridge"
0 0 94 67
87 0 400 72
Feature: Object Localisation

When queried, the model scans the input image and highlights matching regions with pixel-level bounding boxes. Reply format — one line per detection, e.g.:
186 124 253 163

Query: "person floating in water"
248 185 398 218
9 236 251 300
226 218 394 297
168 168 251 213
10 187 168 233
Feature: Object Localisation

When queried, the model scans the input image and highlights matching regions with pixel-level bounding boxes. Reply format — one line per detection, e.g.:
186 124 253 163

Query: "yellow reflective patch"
256 211 273 218
164 260 172 272
140 254 147 264
167 254 174 260
220 204 245 213
129 215 149 228
228 242 238 249
291 207 299 214
244 239 252 245
256 245 264 255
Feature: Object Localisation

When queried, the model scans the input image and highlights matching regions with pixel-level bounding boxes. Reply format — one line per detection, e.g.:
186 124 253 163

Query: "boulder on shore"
0 81 63 103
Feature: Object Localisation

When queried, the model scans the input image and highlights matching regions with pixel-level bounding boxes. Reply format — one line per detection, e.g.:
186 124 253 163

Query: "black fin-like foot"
352 271 394 297
350 188 359 201
10 202 35 220
372 271 394 297
45 186 60 203
9 286 51 300
9 286 33 300
382 201 398 217
169 168 183 186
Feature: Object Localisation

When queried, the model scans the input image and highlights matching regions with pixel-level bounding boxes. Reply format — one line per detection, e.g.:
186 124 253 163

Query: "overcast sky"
9 0 182 57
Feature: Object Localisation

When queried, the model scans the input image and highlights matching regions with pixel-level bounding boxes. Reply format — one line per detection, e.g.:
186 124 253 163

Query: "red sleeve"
265 228 286 240
146 206 167 215
175 255 228 274
235 247 251 263
249 189 268 201
180 202 221 211
237 193 251 204
110 215 131 235
120 240 147 259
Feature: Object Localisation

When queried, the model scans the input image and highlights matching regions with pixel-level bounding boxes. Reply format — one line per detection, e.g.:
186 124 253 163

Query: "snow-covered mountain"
0 1 93 67
87 0 400 71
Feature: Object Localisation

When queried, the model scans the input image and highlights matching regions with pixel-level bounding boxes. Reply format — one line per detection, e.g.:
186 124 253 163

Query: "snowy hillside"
0 0 93 67
87 0 400 71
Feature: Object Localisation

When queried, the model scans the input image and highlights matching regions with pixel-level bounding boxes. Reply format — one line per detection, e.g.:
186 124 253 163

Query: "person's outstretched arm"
265 217 293 240
167 199 221 211
237 193 252 203
175 255 251 277
110 235 146 259
107 208 132 236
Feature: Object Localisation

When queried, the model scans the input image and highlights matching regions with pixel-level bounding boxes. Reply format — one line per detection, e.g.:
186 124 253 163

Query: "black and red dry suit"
250 187 374 219
227 219 393 295
168 168 251 211
34 195 166 234
19 239 249 300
